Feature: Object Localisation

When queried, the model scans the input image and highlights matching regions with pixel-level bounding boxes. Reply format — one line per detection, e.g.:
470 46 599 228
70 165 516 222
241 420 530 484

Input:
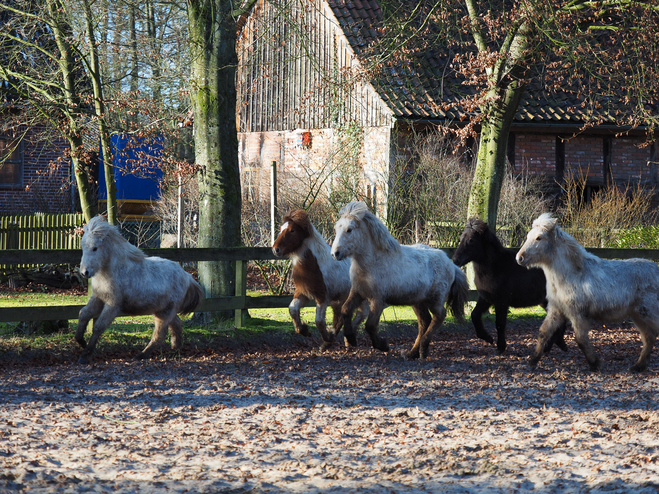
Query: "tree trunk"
464 10 534 230
467 84 526 228
82 0 118 225
187 0 242 321
48 0 96 222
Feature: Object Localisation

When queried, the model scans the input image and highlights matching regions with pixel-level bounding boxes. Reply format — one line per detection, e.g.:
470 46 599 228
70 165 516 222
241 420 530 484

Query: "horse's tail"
180 279 204 314
446 265 469 323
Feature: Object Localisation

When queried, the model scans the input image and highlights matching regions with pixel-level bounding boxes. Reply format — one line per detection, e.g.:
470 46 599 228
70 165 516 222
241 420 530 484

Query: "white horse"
272 209 368 348
517 212 659 372
331 201 468 359
76 216 204 363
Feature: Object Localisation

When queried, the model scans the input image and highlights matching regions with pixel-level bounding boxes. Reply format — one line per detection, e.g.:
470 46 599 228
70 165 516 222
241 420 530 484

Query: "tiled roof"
326 0 638 127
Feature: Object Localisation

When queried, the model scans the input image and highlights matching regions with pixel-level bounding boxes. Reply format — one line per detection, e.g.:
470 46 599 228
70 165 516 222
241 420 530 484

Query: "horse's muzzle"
516 252 527 267
331 250 344 261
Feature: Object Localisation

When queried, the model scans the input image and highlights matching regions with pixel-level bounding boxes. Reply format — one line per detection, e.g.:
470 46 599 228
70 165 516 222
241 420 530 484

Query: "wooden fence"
0 214 84 251
1 246 659 327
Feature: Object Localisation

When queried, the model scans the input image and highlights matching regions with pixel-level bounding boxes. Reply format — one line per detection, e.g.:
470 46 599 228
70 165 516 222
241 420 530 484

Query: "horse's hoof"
377 339 390 353
588 359 602 372
136 352 149 360
404 350 419 360
629 363 647 373
477 333 494 344
297 324 311 337
78 355 91 364
344 334 357 347
319 341 334 351
528 356 540 369
497 344 507 355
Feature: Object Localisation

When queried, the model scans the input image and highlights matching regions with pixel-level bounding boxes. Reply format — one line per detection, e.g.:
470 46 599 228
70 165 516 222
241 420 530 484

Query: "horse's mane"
339 201 400 254
532 213 589 270
284 209 333 264
85 216 146 262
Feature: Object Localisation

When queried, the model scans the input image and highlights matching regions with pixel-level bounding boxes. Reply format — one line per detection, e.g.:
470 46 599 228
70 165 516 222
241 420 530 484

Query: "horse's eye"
346 228 353 233
536 236 543 242
93 247 98 252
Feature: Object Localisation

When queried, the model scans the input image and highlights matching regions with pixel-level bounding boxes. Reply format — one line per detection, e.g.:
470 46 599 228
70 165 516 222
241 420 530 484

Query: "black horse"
452 218 567 354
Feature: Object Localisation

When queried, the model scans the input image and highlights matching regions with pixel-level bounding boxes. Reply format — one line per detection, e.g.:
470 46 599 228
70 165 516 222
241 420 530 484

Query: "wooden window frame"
0 136 24 189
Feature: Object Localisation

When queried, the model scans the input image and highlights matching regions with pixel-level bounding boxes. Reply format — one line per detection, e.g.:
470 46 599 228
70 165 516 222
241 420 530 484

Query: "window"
0 137 23 188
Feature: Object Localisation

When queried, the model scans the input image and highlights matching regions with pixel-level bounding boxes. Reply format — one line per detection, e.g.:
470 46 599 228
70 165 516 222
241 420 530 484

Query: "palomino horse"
453 218 567 354
517 213 659 372
272 209 368 348
331 201 468 359
76 216 204 363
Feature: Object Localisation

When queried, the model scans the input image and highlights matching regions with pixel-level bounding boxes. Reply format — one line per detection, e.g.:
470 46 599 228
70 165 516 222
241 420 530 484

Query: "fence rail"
2 246 659 326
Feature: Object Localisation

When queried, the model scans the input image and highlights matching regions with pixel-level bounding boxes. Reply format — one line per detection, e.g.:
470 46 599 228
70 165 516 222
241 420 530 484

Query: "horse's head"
331 201 368 261
80 216 112 278
453 217 490 267
272 210 312 257
331 201 398 261
516 213 557 268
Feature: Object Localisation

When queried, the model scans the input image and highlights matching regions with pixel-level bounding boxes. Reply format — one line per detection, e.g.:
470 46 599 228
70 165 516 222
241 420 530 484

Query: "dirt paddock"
1 318 659 493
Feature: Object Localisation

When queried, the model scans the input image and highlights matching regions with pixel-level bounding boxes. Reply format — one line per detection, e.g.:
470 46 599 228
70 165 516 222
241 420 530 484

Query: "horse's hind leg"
314 300 336 349
493 303 509 354
138 314 172 360
169 315 183 350
630 315 658 372
471 297 494 345
405 305 432 360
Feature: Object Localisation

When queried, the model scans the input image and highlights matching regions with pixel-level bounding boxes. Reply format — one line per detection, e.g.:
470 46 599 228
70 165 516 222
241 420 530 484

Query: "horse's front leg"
405 305 432 360
363 300 389 353
341 290 365 348
314 299 336 350
471 297 494 345
493 303 510 354
78 304 121 364
75 296 105 349
289 292 311 337
529 309 568 369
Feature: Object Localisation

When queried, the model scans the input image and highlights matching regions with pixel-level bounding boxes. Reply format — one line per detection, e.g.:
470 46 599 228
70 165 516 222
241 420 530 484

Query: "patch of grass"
0 291 548 364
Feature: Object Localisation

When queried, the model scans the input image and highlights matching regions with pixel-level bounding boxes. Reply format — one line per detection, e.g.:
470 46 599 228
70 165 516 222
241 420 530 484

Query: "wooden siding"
237 0 392 133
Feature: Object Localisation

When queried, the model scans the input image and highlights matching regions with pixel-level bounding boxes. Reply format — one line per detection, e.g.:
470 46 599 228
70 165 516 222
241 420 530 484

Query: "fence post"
270 161 277 246
234 259 248 327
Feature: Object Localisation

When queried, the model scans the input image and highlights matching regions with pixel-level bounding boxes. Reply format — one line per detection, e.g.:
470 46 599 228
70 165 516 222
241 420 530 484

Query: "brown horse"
272 209 368 348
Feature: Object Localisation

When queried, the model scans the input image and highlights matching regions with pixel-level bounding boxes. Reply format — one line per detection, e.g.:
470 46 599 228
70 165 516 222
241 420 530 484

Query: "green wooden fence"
0 214 84 251
1 246 659 327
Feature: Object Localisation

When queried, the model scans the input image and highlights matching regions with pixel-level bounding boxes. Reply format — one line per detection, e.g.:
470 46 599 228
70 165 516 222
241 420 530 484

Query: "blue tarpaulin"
98 134 162 201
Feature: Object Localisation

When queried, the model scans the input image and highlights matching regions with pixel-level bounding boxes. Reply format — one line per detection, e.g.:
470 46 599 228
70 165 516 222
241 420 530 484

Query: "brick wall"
514 132 655 184
514 134 556 175
611 138 653 182
0 126 72 214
